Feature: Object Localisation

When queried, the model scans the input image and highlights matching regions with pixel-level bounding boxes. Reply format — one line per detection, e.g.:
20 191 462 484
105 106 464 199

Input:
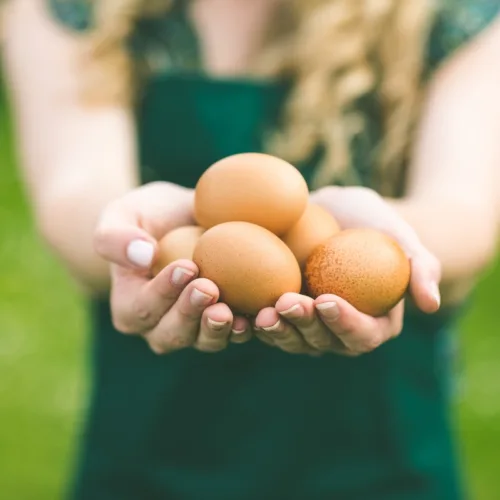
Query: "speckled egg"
304 228 411 316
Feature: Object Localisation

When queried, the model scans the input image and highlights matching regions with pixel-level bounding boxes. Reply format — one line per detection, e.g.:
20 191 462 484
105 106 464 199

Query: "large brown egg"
304 228 411 317
192 221 302 315
152 226 205 276
194 153 309 235
281 203 341 268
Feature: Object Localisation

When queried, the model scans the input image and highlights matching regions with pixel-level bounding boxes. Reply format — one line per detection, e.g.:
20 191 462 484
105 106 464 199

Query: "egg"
194 153 309 235
192 221 302 315
281 203 341 268
304 228 411 317
152 225 205 276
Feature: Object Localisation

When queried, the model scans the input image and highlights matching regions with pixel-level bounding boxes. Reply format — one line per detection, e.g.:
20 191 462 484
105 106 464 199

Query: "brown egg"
281 203 341 268
152 226 205 276
194 153 309 235
192 221 302 315
304 228 411 317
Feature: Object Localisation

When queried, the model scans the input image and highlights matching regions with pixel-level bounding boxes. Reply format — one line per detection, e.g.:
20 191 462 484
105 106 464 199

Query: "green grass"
0 84 88 499
1 84 499 500
454 264 500 499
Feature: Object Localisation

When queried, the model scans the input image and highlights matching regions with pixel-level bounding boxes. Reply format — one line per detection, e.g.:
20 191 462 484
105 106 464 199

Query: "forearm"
36 170 135 293
12 101 141 294
388 196 498 283
2 0 141 293
391 17 500 285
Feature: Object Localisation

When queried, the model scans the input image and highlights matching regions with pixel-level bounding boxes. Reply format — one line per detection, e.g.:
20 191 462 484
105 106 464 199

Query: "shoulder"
43 1 199 73
46 0 94 32
428 0 500 68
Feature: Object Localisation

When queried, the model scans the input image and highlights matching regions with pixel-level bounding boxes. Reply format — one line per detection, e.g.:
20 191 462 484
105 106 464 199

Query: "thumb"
94 204 158 270
399 232 441 314
408 251 442 314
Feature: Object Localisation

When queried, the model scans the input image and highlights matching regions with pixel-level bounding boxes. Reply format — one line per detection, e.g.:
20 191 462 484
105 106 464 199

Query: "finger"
255 307 313 354
276 293 341 351
145 278 218 354
195 303 233 353
255 330 276 347
314 294 401 355
379 221 441 314
94 200 157 270
386 301 405 339
253 313 276 346
110 259 199 334
230 316 253 344
408 254 441 314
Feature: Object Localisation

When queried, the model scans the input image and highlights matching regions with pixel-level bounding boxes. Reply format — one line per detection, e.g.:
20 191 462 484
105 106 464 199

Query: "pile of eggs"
153 153 411 317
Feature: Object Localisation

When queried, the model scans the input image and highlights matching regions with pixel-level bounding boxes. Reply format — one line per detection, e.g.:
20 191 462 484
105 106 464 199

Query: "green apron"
67 74 463 500
45 1 499 499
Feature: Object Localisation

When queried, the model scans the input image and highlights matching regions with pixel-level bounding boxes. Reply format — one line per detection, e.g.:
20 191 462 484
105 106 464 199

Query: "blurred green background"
1 76 499 500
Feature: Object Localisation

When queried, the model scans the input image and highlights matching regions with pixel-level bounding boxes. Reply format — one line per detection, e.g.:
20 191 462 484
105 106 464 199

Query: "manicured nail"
171 267 195 286
279 304 302 318
231 328 246 335
127 239 154 268
190 288 213 307
316 302 340 319
263 320 281 332
208 318 228 331
431 282 441 307
231 329 249 343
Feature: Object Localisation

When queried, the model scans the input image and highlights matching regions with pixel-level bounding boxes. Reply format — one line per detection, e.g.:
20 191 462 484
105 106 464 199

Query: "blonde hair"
82 0 436 196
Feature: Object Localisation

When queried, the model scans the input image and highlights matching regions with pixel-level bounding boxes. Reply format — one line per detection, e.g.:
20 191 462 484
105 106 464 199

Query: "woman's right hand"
93 182 252 354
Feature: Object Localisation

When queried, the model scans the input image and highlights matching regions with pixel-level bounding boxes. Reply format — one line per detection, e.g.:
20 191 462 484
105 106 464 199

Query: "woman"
2 0 500 499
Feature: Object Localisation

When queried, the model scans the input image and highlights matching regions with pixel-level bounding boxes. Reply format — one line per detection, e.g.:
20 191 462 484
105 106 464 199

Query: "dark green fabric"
69 76 464 500
44 2 500 499
75 297 463 500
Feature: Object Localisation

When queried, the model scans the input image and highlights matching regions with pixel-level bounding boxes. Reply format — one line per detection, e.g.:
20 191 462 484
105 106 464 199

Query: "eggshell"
194 153 309 235
152 226 205 276
304 228 411 317
281 203 341 268
192 221 302 315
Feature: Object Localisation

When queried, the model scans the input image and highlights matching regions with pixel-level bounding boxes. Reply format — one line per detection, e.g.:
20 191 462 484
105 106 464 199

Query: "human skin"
3 0 499 355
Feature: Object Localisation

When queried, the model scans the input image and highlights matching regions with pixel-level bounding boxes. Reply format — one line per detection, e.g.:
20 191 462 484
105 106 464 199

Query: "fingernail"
190 288 214 307
127 239 154 268
279 304 302 319
231 328 246 335
171 267 195 286
263 320 281 332
431 282 441 307
316 302 340 320
208 318 228 331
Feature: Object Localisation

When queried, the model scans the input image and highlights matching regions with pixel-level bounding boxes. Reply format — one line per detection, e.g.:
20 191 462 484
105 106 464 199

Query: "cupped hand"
93 182 252 353
255 185 441 356
255 292 403 356
313 185 442 312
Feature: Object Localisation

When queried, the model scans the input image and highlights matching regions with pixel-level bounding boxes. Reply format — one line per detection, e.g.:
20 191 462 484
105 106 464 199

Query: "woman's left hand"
254 186 442 357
